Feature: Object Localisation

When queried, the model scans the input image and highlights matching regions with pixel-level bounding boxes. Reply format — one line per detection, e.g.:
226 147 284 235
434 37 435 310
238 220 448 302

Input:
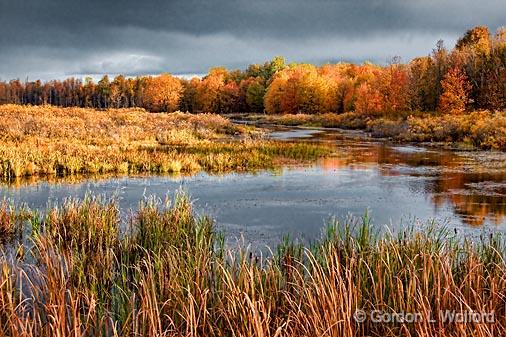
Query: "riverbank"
230 110 506 151
0 105 331 180
0 193 504 336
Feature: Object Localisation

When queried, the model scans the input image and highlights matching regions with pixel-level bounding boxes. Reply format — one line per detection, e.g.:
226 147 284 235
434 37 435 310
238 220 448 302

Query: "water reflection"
1 126 505 246
303 129 506 227
431 172 506 226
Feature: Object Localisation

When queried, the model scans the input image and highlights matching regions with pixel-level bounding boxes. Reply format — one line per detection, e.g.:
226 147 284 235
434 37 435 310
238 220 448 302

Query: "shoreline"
227 112 506 152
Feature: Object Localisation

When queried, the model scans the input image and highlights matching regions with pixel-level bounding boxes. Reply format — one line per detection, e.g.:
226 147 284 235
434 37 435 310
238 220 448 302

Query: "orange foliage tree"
1 25 504 114
217 81 240 114
265 64 333 114
179 77 200 113
408 56 438 111
378 63 410 114
480 28 506 109
264 71 289 114
437 66 471 114
354 82 383 115
352 65 382 115
143 74 183 112
196 68 227 113
455 26 492 55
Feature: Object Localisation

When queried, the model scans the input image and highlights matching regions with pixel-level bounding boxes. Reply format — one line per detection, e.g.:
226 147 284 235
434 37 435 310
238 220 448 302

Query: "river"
2 125 506 247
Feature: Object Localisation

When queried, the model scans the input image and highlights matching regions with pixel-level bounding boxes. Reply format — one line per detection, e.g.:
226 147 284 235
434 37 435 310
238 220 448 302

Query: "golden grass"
401 111 506 150
232 112 369 129
0 194 505 336
237 111 506 150
0 104 331 180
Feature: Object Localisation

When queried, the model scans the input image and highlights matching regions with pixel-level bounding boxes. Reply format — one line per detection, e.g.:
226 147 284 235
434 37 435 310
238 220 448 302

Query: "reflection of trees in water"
431 172 506 226
318 143 506 226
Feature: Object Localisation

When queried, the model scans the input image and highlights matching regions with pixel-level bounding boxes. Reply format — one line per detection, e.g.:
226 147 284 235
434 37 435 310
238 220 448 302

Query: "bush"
367 110 506 149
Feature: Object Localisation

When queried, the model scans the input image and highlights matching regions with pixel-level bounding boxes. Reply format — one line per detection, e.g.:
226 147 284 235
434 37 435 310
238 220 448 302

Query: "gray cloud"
0 0 504 80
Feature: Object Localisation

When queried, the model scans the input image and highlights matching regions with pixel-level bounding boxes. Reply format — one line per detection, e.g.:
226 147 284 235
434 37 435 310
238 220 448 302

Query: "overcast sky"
0 0 504 81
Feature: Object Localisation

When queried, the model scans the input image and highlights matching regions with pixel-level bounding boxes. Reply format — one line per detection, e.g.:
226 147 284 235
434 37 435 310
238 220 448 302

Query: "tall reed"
0 194 504 336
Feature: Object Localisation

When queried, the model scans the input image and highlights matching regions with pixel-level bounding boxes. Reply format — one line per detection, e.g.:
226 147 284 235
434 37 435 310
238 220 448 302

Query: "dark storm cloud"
0 0 504 79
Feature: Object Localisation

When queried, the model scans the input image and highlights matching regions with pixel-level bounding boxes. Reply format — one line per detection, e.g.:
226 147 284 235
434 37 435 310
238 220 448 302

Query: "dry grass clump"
0 194 505 336
0 105 237 144
242 110 506 150
247 112 369 129
369 110 506 150
0 104 330 180
405 111 506 150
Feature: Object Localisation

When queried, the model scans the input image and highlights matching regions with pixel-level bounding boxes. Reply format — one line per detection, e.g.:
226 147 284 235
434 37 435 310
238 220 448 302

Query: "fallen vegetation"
0 193 504 336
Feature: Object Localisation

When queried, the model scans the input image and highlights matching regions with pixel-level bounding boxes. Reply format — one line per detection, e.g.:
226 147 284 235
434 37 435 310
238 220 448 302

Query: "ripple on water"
1 126 506 246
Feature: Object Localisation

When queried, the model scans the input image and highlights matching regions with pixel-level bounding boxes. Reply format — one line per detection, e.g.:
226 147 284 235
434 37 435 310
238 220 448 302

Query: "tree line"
0 26 505 115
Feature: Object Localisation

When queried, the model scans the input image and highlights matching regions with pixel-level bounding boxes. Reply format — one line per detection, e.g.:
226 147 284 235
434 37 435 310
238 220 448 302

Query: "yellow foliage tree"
264 64 333 114
264 71 289 114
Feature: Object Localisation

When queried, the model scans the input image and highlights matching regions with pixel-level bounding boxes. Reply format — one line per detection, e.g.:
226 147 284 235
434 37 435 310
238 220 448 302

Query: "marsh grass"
0 105 331 181
234 112 370 129
0 200 31 243
239 111 506 150
0 194 505 336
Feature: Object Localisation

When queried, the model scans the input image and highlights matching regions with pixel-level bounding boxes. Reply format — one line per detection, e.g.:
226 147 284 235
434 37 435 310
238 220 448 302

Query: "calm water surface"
2 126 506 246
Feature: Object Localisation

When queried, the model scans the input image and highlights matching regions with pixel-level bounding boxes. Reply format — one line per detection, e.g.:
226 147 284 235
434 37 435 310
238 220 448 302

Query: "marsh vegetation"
0 194 505 336
1 27 505 154
0 104 330 180
0 25 504 335
234 110 506 150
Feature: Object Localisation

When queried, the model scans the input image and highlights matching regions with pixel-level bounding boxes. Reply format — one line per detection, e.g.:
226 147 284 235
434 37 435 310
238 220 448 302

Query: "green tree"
97 75 111 108
245 80 266 112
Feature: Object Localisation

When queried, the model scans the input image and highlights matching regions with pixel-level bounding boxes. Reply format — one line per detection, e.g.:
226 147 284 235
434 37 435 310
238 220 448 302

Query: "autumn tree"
179 78 200 113
351 64 383 115
324 64 361 114
264 56 286 81
454 26 493 108
217 81 240 114
437 66 471 114
246 56 286 82
319 64 346 113
0 82 7 104
378 61 410 115
132 77 145 108
81 77 96 107
196 68 227 113
265 64 331 114
479 28 506 109
143 73 183 112
408 57 437 111
295 66 330 114
428 40 450 110
354 82 383 115
110 75 130 108
264 71 288 114
456 26 492 55
97 75 111 108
